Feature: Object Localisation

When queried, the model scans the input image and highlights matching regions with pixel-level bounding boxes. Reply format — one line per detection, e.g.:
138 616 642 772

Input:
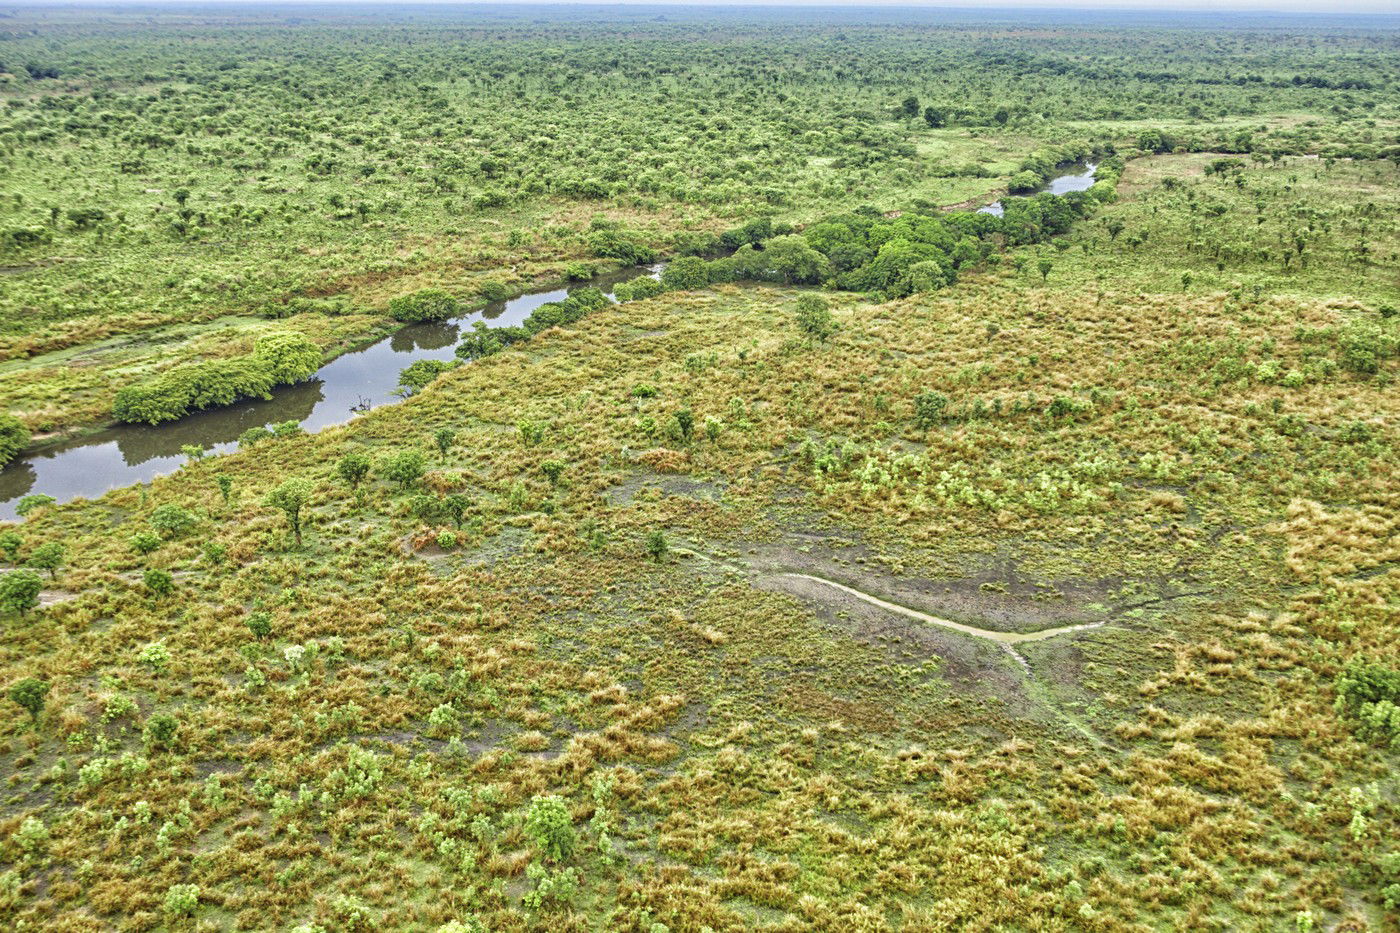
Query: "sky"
9 0 1400 15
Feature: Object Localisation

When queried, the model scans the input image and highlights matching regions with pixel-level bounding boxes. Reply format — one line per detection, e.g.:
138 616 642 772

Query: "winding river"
0 264 663 519
0 162 1102 520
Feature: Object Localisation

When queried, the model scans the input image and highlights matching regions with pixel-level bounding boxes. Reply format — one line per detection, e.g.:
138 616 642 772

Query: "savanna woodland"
1 2 1400 930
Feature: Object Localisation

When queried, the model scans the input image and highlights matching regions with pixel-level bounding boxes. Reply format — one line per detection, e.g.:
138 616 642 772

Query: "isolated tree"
524 795 575 862
673 408 695 444
923 105 946 128
8 677 48 723
540 459 565 487
29 541 64 580
388 289 461 323
264 478 313 546
443 493 471 529
1037 258 1054 281
795 294 838 343
143 713 180 749
215 473 233 507
337 451 371 492
245 610 272 640
901 95 920 119
380 450 426 491
433 427 456 460
0 569 42 615
645 529 669 563
144 568 174 599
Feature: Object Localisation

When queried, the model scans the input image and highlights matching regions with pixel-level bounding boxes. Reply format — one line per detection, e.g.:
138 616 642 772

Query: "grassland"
2 6 1400 933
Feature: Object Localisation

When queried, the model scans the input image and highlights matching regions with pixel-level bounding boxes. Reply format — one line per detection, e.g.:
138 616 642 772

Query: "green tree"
914 391 950 429
524 795 575 862
14 495 55 519
0 414 30 469
645 529 669 563
150 504 197 538
380 450 426 491
433 427 456 460
443 493 471 529
215 473 233 507
337 451 371 492
264 478 313 546
245 610 272 640
1037 258 1054 281
659 256 710 292
923 105 947 128
29 541 64 580
0 531 22 563
0 569 42 615
143 713 180 749
8 677 49 723
901 95 920 119
795 294 838 343
388 289 461 323
541 459 565 487
673 408 694 443
144 568 174 599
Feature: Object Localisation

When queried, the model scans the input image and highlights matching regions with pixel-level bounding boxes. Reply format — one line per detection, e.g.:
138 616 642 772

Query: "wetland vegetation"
1 4 1399 931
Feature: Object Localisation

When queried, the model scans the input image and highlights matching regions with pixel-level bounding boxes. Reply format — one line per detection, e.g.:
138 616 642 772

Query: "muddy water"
0 264 663 519
977 161 1098 217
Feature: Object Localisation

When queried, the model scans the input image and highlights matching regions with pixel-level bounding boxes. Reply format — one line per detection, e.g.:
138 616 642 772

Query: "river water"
0 264 663 519
977 162 1098 217
1 165 1100 520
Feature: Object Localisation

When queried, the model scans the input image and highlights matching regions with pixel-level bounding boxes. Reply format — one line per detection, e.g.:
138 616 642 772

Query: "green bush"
0 569 43 615
660 256 710 291
113 332 321 424
0 414 30 468
388 289 462 323
524 795 575 862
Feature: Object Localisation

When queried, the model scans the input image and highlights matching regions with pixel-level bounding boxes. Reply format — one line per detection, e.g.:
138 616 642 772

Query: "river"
977 162 1098 217
0 263 663 519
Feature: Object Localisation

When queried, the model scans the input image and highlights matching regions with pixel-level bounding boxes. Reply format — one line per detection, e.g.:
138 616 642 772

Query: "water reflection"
978 162 1098 218
0 263 662 519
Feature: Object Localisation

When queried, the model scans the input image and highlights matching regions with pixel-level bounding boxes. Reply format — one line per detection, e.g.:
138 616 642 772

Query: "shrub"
28 541 63 579
645 529 669 563
380 450 426 490
264 478 313 546
144 569 174 599
914 391 950 429
163 884 199 918
0 569 42 615
14 494 55 518
614 276 663 302
8 677 49 722
0 414 29 468
252 331 322 383
0 531 21 562
399 359 455 395
524 795 575 862
337 451 372 490
660 256 710 291
388 289 461 323
150 504 198 538
130 531 162 555
795 294 838 343
246 611 272 639
586 228 656 265
143 713 179 748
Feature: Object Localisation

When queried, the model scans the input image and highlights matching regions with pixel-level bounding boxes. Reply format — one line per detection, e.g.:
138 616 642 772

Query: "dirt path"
783 572 1109 674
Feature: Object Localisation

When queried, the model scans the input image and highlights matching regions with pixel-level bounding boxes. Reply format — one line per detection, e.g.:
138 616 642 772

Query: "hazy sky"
13 0 1400 14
